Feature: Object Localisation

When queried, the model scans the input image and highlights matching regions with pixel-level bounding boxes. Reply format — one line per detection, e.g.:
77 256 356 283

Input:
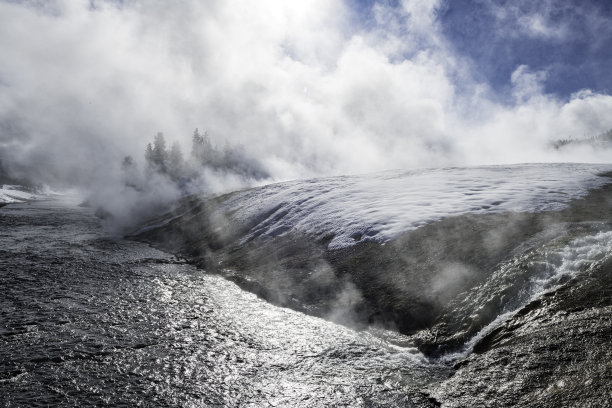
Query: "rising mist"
1 0 612 226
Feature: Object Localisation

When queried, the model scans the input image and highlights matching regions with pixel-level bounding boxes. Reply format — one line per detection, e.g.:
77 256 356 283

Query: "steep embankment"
426 254 612 407
133 165 612 359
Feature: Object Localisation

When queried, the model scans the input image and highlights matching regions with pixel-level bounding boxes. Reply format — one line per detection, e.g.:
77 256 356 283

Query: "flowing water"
2 164 611 407
0 199 448 407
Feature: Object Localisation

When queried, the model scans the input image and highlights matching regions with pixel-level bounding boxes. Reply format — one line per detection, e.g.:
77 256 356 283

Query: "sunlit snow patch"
0 185 50 204
211 163 612 249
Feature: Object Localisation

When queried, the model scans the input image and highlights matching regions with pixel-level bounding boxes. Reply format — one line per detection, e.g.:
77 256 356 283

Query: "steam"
1 0 612 224
325 280 365 328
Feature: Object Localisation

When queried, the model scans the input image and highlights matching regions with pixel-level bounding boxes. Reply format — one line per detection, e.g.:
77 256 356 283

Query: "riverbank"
3 172 610 406
134 172 612 348
132 166 612 406
426 255 612 407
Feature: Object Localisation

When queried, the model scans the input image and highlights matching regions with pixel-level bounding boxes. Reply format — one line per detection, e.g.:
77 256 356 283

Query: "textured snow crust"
212 164 612 250
0 185 41 204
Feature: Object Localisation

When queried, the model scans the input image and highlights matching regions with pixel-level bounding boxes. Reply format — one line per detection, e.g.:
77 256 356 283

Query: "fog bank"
1 0 611 219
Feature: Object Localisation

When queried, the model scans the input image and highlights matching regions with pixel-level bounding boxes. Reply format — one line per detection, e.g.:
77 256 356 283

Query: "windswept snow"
0 185 47 204
211 164 612 249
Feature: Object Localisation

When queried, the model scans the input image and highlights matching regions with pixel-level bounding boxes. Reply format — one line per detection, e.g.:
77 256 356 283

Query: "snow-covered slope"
0 185 47 204
134 162 612 348
210 163 612 249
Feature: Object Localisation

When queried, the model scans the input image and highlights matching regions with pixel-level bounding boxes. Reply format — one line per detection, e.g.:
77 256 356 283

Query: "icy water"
0 199 448 407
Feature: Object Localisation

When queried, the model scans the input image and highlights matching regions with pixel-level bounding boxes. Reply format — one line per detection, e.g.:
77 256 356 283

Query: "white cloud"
483 0 570 41
481 0 612 47
0 0 611 195
510 65 548 103
517 13 568 40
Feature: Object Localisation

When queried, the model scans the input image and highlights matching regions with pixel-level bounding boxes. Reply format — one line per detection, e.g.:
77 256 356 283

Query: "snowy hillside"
135 162 612 347
0 185 48 204
206 163 612 249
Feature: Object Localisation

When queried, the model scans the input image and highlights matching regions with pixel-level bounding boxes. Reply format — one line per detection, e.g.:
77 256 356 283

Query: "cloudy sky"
1 0 611 188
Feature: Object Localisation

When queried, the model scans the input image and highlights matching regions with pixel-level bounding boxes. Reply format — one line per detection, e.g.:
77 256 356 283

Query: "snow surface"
0 185 47 204
212 163 612 249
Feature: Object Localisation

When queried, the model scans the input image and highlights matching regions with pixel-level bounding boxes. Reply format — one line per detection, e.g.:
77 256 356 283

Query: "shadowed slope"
133 171 612 355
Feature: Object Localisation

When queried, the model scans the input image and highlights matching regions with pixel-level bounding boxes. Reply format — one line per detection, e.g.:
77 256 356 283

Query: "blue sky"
440 0 612 99
351 0 612 100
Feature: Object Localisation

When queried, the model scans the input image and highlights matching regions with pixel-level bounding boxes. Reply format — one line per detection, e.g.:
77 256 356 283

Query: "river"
0 199 448 407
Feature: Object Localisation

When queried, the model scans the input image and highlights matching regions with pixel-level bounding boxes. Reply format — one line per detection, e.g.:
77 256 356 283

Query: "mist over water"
1 0 612 216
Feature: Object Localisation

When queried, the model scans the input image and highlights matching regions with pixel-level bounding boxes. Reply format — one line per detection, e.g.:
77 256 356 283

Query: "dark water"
0 200 448 407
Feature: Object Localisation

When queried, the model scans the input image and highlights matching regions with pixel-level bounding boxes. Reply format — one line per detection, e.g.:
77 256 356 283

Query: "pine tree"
151 132 168 173
168 142 184 180
145 143 154 165
121 155 142 190
121 155 135 170
191 128 213 166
